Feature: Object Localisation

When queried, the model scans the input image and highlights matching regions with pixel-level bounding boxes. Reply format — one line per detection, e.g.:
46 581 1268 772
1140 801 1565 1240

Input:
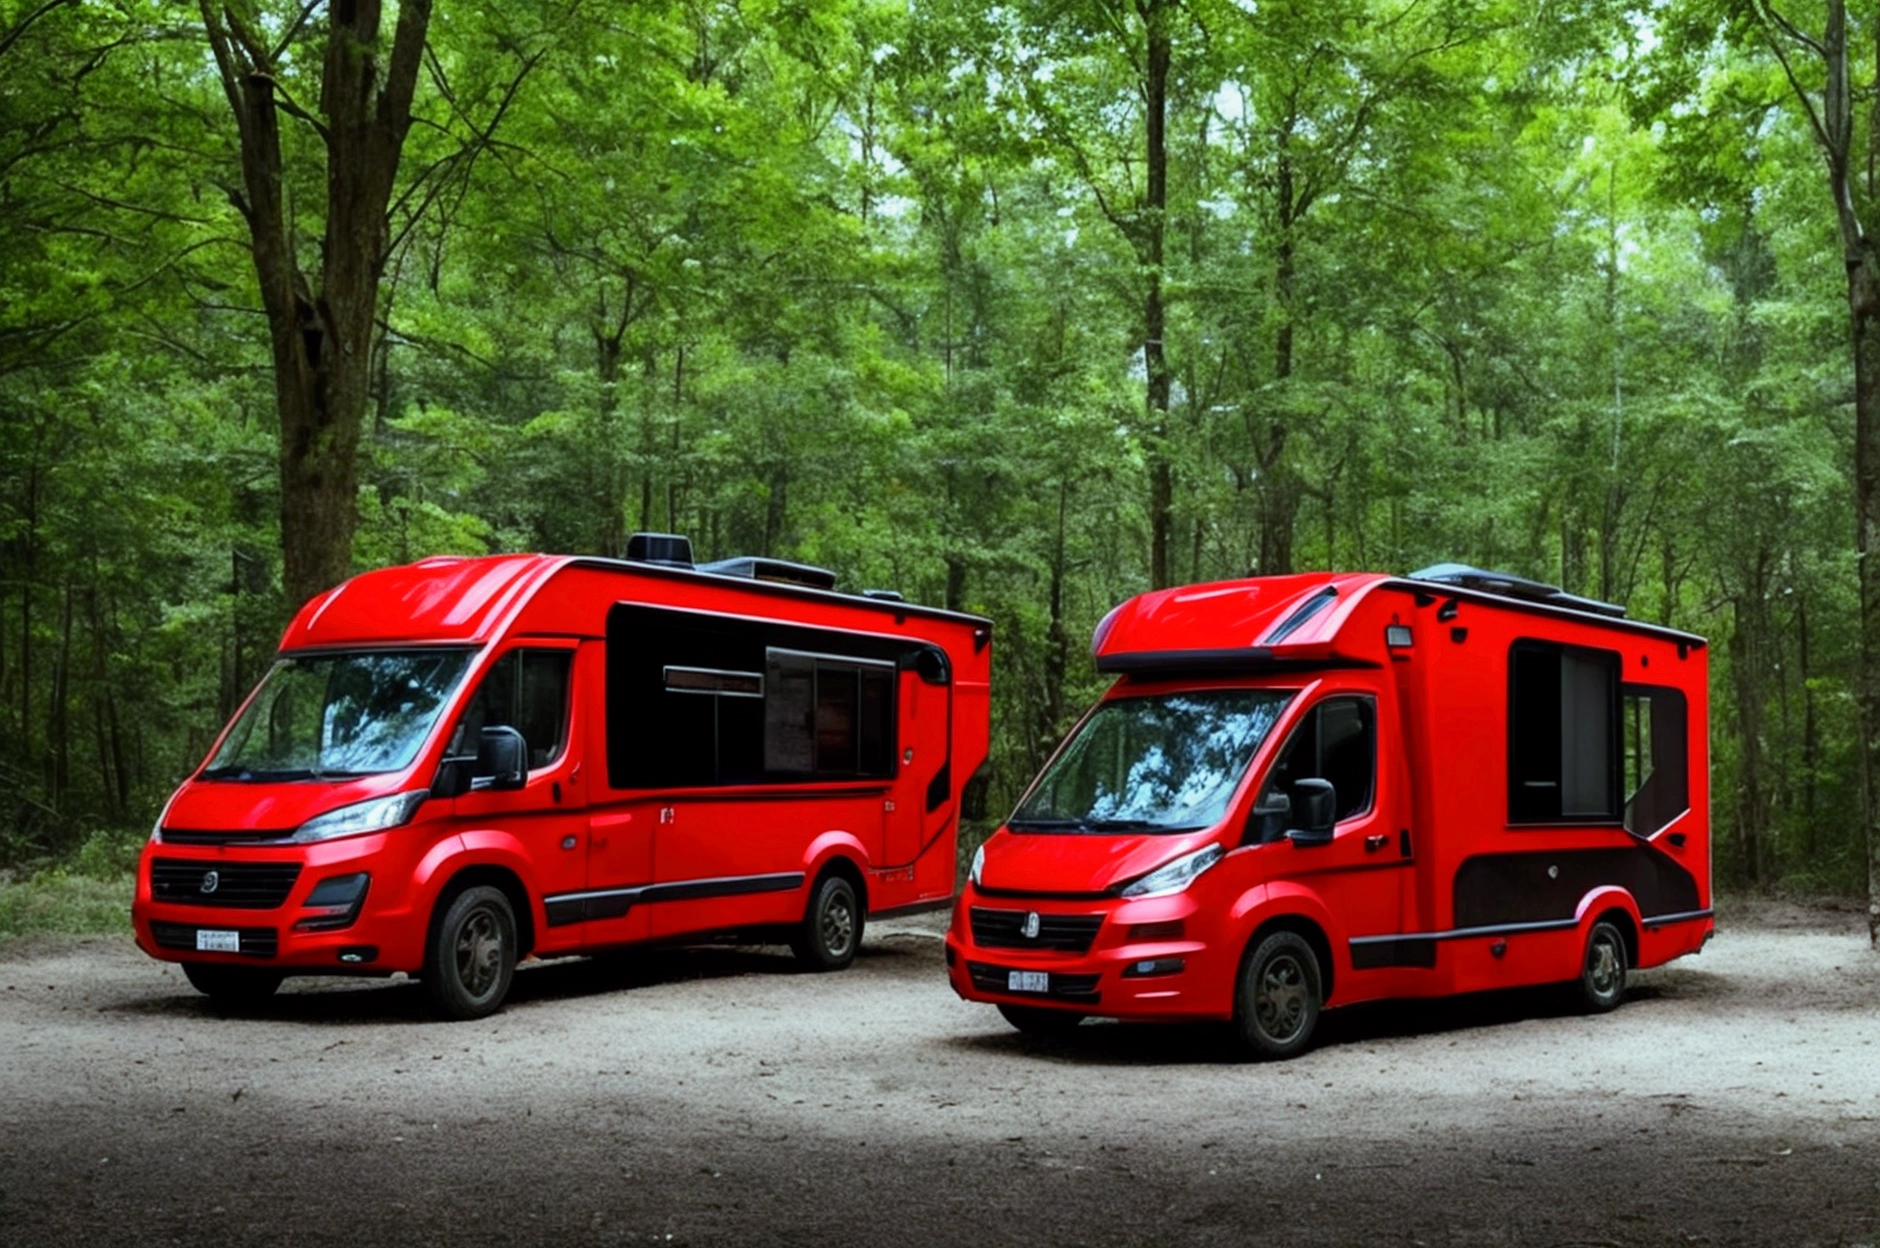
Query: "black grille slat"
149 922 278 958
969 907 1104 953
160 829 283 846
150 860 301 909
966 960 1101 1005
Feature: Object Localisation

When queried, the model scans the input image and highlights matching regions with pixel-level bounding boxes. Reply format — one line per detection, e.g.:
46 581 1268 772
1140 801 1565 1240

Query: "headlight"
287 791 428 844
969 843 986 887
1119 844 1224 899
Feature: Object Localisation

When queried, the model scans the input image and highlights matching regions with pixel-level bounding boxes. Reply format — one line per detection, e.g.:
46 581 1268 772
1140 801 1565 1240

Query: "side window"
448 649 573 773
1623 685 1688 835
1255 696 1376 841
1509 640 1620 823
764 649 896 780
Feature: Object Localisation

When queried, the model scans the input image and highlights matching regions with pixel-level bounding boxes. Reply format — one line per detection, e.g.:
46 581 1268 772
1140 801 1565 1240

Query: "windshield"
202 649 475 781
1010 689 1293 833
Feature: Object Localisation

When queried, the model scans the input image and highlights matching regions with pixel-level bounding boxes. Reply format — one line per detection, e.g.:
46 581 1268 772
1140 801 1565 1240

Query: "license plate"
195 929 240 953
1007 970 1049 993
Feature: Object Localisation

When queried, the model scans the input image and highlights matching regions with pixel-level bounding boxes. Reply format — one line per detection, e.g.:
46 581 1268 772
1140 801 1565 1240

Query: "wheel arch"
1576 886 1642 968
804 831 871 913
426 863 536 962
1243 912 1337 1006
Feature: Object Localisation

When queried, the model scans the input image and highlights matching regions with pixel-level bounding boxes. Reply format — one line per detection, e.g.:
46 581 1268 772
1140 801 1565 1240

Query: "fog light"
295 873 370 932
1121 957 1185 978
1127 920 1185 942
337 946 378 964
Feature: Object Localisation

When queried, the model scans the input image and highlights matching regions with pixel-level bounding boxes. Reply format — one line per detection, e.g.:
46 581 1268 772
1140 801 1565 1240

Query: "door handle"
1364 834 1389 853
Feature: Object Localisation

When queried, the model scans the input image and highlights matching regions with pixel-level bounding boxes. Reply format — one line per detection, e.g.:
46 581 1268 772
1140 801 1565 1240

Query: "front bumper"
131 832 428 973
944 885 1233 1020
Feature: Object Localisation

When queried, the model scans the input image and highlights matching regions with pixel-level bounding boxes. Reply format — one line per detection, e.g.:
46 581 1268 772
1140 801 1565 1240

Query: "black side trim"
1349 936 1437 969
543 872 806 928
1096 649 1377 676
1642 907 1714 930
1453 846 1700 928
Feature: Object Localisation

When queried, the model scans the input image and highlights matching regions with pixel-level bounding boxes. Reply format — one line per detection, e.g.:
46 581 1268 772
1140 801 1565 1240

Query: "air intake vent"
696 556 837 591
625 532 694 568
1409 563 1626 619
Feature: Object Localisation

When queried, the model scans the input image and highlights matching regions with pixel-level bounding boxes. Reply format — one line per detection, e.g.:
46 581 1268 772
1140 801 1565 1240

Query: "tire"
424 885 517 1020
1233 931 1323 1060
181 962 283 1003
997 1003 1085 1035
791 872 862 971
1575 920 1628 1014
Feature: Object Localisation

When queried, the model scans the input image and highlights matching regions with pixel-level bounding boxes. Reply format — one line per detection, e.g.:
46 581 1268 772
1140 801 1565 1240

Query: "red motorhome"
134 534 991 1019
947 564 1709 1058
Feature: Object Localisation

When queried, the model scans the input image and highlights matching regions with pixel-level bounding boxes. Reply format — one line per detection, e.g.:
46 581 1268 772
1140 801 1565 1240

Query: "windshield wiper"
1007 817 1087 830
199 766 318 782
1008 817 1204 833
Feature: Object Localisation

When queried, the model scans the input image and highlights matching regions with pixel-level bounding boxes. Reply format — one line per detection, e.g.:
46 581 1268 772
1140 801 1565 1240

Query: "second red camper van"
948 564 1709 1058
134 535 991 1019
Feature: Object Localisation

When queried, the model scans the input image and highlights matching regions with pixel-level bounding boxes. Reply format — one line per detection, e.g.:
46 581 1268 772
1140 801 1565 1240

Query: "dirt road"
2 903 1877 1248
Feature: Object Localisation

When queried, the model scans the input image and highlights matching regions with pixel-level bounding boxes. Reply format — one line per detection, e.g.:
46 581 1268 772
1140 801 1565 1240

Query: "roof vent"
860 589 906 603
1408 563 1626 620
697 555 837 591
625 532 694 569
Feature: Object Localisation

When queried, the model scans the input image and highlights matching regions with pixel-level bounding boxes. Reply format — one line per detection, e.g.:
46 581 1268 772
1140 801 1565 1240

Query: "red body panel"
948 573 1712 1023
134 555 991 979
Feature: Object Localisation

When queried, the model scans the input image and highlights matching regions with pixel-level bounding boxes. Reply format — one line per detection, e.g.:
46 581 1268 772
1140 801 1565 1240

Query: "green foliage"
0 0 1869 892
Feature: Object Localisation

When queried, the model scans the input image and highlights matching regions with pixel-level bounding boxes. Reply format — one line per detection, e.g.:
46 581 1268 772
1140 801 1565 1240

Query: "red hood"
161 773 414 835
978 827 1220 895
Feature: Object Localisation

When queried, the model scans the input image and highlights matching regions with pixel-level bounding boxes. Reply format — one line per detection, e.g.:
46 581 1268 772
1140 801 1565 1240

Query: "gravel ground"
1 901 1877 1248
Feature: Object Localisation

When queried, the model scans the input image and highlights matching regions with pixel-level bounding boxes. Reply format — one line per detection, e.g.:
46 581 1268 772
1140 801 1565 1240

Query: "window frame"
1621 682 1690 837
1506 637 1624 827
443 643 577 779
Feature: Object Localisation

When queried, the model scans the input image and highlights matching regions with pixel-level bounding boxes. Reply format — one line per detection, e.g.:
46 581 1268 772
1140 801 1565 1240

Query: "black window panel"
1623 685 1689 836
1509 640 1620 823
448 649 573 774
606 604 908 790
1255 696 1376 839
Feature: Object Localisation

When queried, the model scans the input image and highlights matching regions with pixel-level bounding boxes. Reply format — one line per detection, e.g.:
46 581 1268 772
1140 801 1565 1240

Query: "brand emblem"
200 870 220 895
1021 911 1040 939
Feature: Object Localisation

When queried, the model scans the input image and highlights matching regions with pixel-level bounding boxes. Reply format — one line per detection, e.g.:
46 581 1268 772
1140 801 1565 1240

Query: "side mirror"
1246 791 1291 845
1285 778 1337 846
477 725 529 791
432 756 474 800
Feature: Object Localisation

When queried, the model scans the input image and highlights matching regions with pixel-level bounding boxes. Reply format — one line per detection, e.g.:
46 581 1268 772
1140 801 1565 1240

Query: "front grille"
149 921 278 958
969 907 1104 953
151 859 301 909
967 960 1101 1005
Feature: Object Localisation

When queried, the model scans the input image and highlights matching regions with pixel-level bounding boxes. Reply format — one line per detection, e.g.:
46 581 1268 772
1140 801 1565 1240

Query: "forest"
2 0 1878 922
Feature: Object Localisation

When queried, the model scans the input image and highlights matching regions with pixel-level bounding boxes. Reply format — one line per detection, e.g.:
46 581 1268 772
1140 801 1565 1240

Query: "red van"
947 564 1710 1058
134 535 991 1019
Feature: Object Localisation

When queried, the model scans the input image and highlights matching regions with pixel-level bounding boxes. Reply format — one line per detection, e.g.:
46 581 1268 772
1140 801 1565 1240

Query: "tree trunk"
1850 256 1880 942
200 0 434 609
1142 0 1173 589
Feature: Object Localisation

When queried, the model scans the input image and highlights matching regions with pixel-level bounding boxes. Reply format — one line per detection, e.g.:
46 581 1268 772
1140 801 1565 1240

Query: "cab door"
883 656 952 869
1252 693 1406 976
446 644 586 940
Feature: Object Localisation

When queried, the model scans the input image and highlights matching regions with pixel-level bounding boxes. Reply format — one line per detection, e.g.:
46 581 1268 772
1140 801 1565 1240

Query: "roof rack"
1408 563 1627 620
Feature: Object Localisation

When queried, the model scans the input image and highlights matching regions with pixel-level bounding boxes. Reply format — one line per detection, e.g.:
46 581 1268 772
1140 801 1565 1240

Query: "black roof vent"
860 589 906 602
697 555 837 591
1408 563 1626 620
625 532 694 568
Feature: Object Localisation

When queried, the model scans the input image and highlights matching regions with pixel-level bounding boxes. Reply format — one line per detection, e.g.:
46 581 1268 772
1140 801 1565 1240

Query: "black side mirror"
432 756 474 800
1246 791 1291 846
1286 778 1337 846
477 725 529 791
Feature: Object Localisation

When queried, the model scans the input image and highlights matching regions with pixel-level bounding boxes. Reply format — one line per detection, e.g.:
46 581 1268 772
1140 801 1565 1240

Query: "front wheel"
181 962 283 1003
1233 931 1322 1060
424 885 517 1020
792 873 862 971
1575 920 1628 1013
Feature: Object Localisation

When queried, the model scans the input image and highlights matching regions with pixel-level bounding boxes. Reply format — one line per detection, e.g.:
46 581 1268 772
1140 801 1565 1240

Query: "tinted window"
1623 685 1689 835
448 649 573 772
1253 696 1376 840
1510 640 1620 822
1011 690 1292 833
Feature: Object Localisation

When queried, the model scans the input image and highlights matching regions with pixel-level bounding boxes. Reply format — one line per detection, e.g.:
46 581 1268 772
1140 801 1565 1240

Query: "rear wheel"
424 885 517 1020
1575 920 1628 1013
1233 931 1322 1060
181 962 283 1003
997 1003 1085 1035
792 872 862 971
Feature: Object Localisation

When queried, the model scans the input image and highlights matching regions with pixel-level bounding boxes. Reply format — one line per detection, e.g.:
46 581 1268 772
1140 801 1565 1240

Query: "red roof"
282 555 569 649
1093 573 1395 669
